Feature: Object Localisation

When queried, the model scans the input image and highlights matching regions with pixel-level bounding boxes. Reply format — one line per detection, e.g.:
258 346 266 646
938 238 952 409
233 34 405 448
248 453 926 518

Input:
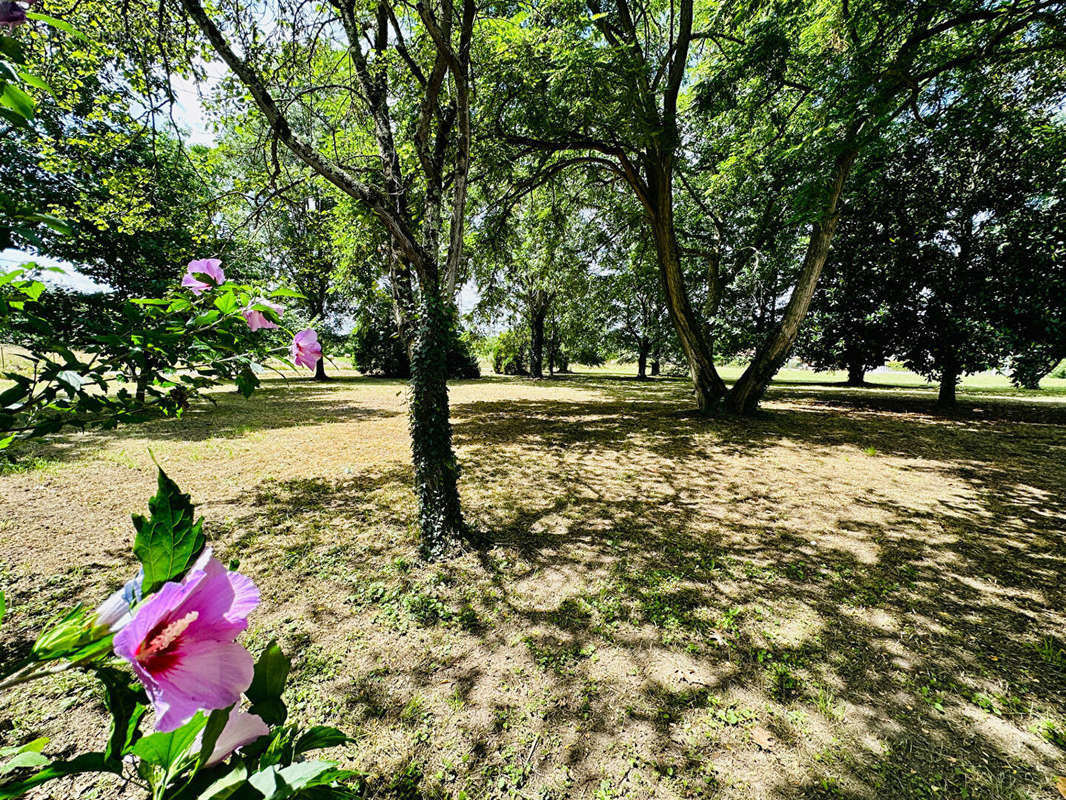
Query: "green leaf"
0 751 48 776
245 641 290 726
17 71 53 96
24 12 90 40
213 292 239 315
132 467 206 594
0 37 25 64
0 83 33 121
132 714 206 791
0 753 119 799
246 761 338 799
268 288 306 299
196 764 247 799
97 667 148 761
0 739 48 776
22 213 71 235
0 591 6 625
293 726 350 755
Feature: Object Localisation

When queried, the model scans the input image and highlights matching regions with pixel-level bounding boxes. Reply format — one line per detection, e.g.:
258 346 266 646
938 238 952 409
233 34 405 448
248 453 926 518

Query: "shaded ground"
0 372 1064 799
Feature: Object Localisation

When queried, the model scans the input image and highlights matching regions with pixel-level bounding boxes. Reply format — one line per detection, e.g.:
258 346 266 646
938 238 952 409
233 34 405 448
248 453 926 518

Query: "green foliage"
350 292 479 380
246 641 291 727
133 467 207 594
487 328 529 376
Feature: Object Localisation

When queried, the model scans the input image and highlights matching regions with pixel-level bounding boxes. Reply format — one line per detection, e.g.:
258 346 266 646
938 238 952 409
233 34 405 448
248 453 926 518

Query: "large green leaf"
293 727 349 756
0 83 33 121
133 714 206 796
195 764 248 799
245 642 290 726
0 753 119 799
97 667 148 760
132 467 206 594
246 761 339 799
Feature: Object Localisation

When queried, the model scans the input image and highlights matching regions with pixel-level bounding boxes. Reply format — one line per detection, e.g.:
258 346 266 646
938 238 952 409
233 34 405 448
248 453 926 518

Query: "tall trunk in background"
846 358 865 386
179 0 474 558
938 363 959 407
637 336 649 378
314 357 329 381
724 148 858 414
529 302 547 379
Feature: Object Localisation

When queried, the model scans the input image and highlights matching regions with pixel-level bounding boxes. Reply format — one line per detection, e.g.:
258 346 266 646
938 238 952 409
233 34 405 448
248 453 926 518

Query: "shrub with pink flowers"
0 468 354 799
0 258 324 452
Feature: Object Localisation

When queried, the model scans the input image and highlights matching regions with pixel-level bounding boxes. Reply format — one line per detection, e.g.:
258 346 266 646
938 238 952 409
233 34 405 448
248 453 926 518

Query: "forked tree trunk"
409 289 464 558
646 160 727 411
725 148 858 414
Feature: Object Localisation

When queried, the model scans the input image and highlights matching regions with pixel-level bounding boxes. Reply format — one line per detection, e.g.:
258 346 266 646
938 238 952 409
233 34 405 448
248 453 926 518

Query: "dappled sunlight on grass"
0 373 1064 798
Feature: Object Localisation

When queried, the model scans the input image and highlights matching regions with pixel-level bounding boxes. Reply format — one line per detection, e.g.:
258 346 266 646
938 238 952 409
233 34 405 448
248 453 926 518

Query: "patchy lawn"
1 371 1065 799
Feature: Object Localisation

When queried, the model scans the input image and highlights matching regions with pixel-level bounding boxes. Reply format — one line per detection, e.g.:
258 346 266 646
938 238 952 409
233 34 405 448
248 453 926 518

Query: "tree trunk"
846 360 865 387
725 148 858 415
937 366 958 408
651 359 660 376
646 162 727 411
637 337 649 379
529 305 546 379
409 290 464 559
314 357 329 381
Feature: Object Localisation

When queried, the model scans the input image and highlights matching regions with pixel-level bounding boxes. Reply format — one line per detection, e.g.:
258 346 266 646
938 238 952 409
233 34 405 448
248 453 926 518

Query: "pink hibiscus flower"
181 259 226 295
290 329 322 371
242 298 284 331
113 551 259 732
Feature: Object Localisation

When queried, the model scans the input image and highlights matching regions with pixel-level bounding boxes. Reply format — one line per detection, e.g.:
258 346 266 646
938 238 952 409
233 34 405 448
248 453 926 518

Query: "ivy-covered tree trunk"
409 291 464 559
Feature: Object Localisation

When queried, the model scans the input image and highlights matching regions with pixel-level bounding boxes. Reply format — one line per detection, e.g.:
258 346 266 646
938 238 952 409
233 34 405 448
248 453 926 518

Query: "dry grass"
1 371 1065 799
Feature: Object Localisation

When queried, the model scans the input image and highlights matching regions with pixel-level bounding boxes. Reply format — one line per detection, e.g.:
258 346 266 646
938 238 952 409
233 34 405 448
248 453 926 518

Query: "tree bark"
529 304 547 379
637 337 649 379
647 163 727 411
650 358 660 376
937 365 958 408
314 357 329 381
846 360 865 387
409 290 464 558
725 148 858 414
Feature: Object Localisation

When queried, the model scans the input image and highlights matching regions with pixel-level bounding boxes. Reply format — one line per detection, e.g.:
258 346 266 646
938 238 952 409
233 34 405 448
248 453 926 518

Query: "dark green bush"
350 292 479 379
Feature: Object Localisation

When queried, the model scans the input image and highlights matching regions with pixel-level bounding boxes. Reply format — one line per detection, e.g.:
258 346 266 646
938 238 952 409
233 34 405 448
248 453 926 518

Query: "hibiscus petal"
153 640 255 732
113 579 196 662
172 557 258 640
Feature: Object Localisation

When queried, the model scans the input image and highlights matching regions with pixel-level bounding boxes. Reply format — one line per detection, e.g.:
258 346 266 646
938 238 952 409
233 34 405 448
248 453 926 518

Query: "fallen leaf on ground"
751 727 774 751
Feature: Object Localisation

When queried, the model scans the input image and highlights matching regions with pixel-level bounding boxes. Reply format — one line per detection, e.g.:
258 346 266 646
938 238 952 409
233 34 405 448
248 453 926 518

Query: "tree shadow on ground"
205 379 1066 799
5 381 401 467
